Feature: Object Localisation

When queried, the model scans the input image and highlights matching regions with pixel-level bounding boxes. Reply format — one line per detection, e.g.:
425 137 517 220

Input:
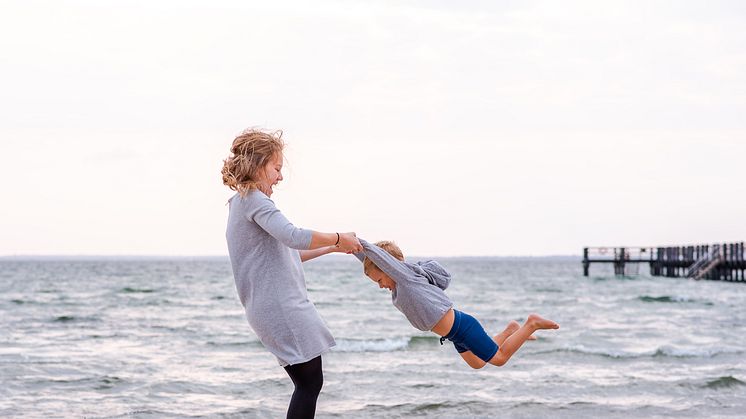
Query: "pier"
582 242 746 282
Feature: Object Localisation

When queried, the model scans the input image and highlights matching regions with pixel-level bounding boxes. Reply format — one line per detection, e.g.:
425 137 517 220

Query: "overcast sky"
1 0 745 256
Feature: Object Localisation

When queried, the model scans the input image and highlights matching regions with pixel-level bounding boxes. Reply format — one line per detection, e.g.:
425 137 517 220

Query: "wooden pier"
582 242 746 282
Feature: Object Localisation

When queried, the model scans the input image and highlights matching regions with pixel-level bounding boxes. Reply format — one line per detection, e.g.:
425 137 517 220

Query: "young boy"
354 239 559 369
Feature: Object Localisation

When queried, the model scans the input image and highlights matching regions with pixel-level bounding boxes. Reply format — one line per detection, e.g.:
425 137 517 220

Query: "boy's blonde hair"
363 240 404 275
221 128 285 197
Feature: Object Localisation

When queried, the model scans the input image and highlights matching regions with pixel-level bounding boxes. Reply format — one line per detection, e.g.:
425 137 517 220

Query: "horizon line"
0 253 583 259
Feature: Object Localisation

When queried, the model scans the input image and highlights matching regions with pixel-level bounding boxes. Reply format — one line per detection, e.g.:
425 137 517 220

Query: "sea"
1 256 745 418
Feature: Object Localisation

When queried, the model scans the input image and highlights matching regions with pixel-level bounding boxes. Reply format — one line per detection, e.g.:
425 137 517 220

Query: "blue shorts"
440 310 498 363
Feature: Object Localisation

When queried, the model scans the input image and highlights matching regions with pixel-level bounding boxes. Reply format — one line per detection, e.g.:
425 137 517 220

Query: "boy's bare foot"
527 314 559 330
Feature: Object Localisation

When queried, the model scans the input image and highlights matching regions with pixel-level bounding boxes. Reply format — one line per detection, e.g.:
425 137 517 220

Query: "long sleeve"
247 192 312 250
359 239 413 284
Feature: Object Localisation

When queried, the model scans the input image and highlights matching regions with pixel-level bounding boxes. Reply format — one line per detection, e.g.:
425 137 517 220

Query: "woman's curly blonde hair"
221 128 285 197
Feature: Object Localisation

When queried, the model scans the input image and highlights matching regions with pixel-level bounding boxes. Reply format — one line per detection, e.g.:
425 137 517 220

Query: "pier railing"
686 245 722 280
582 242 745 282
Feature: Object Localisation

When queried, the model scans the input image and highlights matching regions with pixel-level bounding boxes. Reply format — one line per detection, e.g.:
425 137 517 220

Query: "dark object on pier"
582 242 746 282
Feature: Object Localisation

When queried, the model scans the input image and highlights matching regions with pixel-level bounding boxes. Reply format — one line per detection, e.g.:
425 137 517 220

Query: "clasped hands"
335 232 363 254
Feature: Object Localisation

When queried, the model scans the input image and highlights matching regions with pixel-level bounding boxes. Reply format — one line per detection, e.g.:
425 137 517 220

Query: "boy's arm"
359 239 412 283
351 251 366 263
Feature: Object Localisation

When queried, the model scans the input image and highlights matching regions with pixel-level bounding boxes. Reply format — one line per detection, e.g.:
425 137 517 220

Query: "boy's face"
366 268 396 291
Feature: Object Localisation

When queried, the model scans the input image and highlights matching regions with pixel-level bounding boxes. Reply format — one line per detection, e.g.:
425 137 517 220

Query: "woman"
222 128 361 418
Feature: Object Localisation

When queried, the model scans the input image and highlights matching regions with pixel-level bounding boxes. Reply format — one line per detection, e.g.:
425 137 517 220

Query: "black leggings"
283 356 323 419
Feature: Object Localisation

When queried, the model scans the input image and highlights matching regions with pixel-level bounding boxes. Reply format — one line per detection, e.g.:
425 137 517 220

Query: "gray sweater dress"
226 190 335 366
355 239 454 331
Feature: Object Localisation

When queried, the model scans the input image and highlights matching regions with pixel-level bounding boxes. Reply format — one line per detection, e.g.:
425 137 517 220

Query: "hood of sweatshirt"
410 260 451 291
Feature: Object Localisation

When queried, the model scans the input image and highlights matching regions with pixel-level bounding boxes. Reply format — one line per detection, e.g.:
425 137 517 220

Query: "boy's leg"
458 321 524 369
493 320 536 346
489 314 558 367
458 351 487 369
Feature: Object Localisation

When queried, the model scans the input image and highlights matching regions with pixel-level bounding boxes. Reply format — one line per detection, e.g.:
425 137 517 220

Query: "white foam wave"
555 344 644 358
332 337 410 352
546 344 743 359
654 345 743 358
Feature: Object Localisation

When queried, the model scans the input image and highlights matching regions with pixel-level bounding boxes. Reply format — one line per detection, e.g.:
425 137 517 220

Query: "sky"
1 0 745 257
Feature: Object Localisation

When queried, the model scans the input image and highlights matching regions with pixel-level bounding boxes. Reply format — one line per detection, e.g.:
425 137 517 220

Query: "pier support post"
583 247 589 277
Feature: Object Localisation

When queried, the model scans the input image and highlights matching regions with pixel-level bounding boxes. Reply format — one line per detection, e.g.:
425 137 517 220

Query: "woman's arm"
309 231 360 251
308 231 361 253
300 245 342 262
250 193 361 252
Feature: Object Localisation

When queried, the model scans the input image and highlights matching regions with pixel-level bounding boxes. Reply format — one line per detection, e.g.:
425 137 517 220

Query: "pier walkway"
582 242 746 282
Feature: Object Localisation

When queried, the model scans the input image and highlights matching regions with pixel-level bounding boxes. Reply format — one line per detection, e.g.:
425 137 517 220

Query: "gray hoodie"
355 239 454 331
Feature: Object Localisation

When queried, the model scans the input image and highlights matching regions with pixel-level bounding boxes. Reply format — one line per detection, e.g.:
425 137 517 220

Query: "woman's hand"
336 232 362 253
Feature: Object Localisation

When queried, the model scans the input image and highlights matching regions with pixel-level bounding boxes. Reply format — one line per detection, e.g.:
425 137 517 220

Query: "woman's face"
256 153 284 196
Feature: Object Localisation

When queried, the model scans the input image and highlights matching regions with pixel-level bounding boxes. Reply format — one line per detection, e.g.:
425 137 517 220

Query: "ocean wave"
351 400 494 415
32 374 125 389
638 295 712 305
94 375 125 390
408 335 441 346
50 314 102 323
652 345 743 358
52 315 76 322
333 337 410 352
538 344 743 359
107 409 171 418
535 287 563 293
536 345 640 359
120 287 155 293
205 339 263 348
410 402 452 412
702 376 746 390
332 335 442 352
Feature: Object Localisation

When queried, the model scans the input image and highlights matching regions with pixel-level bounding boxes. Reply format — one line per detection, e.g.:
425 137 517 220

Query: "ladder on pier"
686 245 722 280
